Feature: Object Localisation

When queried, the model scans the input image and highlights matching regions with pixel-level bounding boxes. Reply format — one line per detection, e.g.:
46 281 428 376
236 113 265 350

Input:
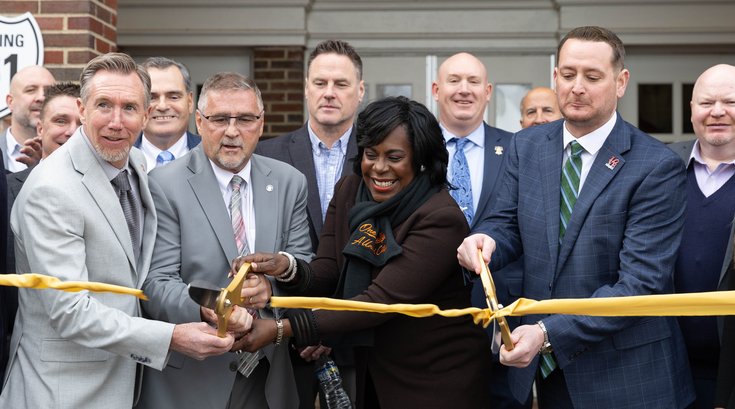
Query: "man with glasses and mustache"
138 72 311 409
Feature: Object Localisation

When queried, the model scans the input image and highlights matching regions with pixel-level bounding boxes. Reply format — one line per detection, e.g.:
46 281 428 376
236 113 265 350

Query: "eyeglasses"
199 110 263 130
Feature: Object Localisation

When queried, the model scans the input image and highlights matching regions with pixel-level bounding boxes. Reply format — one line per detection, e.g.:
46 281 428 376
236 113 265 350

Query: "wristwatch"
536 320 553 354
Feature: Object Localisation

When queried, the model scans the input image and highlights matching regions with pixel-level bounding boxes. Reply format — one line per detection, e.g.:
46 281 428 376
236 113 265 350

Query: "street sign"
0 12 45 117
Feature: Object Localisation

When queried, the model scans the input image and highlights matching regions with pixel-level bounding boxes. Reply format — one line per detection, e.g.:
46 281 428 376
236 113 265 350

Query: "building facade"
2 0 734 140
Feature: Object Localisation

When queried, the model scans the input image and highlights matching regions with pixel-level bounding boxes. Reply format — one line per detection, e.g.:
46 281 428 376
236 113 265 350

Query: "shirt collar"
441 122 485 149
689 139 735 169
140 132 188 156
5 128 21 155
562 112 617 154
307 122 352 156
211 158 252 195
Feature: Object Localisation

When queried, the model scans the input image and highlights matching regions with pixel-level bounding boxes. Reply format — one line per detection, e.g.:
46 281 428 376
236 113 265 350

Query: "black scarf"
332 174 437 345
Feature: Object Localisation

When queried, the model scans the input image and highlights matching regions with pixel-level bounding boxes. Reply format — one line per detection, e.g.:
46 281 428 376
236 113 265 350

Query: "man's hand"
170 322 234 360
299 345 332 362
456 233 496 274
240 274 272 309
499 324 545 368
16 136 42 167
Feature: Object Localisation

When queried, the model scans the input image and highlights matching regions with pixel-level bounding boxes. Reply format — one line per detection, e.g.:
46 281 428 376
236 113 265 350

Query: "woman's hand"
231 252 290 278
299 345 332 362
231 318 279 353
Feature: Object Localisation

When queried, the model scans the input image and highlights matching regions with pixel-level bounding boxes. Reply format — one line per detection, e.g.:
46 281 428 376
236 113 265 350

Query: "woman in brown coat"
238 96 492 409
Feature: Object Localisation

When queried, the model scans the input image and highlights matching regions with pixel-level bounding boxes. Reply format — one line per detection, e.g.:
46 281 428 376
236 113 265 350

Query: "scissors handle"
215 262 252 338
477 249 514 351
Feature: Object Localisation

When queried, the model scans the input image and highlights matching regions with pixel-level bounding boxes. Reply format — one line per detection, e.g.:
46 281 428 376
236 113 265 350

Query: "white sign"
0 12 45 118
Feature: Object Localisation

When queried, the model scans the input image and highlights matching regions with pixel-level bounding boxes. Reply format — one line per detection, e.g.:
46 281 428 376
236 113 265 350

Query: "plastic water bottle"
315 356 353 409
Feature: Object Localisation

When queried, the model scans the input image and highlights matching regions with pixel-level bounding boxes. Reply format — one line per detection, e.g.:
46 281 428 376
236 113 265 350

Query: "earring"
420 165 426 172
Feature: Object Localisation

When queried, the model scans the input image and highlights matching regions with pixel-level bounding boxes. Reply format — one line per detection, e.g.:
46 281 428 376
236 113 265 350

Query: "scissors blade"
187 280 222 310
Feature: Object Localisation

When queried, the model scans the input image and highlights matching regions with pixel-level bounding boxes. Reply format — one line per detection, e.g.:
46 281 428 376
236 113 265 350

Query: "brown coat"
304 175 492 409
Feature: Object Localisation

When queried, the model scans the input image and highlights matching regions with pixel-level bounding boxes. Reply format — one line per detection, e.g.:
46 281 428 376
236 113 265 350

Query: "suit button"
549 283 553 290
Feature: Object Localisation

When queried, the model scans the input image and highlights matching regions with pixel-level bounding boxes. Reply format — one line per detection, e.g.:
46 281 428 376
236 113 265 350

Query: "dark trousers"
537 369 573 409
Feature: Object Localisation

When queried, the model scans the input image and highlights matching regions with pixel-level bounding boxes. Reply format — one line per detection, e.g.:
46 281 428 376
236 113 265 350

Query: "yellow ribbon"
0 273 147 300
271 290 735 328
5 273 735 324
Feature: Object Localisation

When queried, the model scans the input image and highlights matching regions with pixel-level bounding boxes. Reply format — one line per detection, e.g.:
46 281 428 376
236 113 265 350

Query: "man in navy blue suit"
432 52 525 409
134 57 200 171
458 26 695 408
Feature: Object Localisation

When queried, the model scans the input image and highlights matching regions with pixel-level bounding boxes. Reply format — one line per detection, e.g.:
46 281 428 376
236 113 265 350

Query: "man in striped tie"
457 26 694 408
139 71 311 409
134 57 201 172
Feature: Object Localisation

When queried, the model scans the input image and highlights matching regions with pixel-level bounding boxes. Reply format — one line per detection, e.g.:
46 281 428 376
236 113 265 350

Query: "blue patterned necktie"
156 150 175 167
559 140 584 240
450 137 474 224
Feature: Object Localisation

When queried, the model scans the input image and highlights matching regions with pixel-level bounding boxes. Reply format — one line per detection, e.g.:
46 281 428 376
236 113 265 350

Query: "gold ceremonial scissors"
188 262 252 338
477 249 514 351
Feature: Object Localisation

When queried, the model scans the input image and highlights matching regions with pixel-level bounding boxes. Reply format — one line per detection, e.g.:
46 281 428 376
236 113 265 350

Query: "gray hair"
79 53 151 107
141 56 193 93
197 72 263 113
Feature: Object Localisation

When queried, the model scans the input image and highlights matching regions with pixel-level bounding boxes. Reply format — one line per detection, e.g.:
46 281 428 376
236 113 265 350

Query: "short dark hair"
41 81 80 119
197 72 263 113
141 56 193 93
352 96 448 188
558 26 626 72
79 53 151 107
307 39 363 80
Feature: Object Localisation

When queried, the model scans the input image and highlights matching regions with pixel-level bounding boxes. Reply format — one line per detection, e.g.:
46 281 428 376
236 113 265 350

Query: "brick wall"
253 46 305 139
0 0 118 81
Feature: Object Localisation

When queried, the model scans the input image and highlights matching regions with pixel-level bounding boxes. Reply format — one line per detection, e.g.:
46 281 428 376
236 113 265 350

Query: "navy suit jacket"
133 131 201 151
465 124 522 318
476 114 695 408
255 124 358 251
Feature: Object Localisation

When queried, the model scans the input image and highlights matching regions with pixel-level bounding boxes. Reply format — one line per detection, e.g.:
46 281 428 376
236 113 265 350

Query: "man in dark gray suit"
139 72 311 409
254 39 363 409
134 57 200 171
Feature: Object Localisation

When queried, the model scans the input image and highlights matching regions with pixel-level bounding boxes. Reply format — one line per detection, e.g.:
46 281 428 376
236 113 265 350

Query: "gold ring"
249 296 254 304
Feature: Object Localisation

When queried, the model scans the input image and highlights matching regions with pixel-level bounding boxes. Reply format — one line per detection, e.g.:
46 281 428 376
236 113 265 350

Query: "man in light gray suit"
138 72 311 409
0 53 242 409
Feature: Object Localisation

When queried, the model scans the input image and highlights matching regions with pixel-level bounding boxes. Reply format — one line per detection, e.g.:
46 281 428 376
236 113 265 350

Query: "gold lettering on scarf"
352 223 387 256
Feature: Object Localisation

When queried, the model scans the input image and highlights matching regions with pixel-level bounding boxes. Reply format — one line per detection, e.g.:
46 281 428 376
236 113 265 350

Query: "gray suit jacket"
138 146 312 409
0 129 174 409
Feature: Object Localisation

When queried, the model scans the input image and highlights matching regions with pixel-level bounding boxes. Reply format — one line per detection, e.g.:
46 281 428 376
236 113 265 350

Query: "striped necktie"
229 175 263 376
559 140 584 240
111 170 141 262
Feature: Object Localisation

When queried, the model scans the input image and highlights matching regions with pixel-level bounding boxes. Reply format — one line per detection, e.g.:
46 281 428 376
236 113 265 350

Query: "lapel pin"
266 184 274 192
605 156 620 170
494 146 504 155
